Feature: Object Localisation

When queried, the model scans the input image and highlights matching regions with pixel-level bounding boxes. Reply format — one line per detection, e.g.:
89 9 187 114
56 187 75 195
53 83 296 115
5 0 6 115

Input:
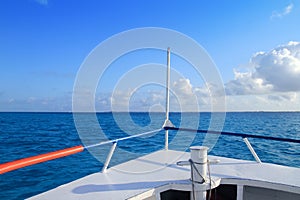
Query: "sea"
0 112 299 200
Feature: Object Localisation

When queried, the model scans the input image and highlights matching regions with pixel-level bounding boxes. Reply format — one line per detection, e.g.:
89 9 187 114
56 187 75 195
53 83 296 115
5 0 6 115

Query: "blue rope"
164 127 300 144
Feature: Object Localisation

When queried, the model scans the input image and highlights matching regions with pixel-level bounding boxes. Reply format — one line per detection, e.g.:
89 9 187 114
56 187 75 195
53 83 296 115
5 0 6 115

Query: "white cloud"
94 77 227 112
110 90 132 111
226 41 300 95
101 89 165 112
225 92 300 111
271 3 293 19
95 79 206 112
170 79 197 111
172 79 194 97
267 92 297 102
98 89 148 112
223 41 300 111
225 69 273 95
0 96 71 112
10 40 298 112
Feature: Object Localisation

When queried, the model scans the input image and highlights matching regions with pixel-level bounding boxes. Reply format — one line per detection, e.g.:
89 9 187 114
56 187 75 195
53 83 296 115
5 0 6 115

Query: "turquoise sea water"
0 112 300 199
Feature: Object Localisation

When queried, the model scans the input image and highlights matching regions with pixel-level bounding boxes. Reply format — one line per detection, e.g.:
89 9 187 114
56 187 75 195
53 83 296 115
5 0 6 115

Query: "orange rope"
0 145 84 174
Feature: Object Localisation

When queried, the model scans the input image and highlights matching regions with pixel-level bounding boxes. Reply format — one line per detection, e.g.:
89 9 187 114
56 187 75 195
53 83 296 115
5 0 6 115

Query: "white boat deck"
29 149 300 200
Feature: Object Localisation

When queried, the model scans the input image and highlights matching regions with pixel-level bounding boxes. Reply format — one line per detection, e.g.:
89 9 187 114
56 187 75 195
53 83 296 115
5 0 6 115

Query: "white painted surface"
29 150 300 200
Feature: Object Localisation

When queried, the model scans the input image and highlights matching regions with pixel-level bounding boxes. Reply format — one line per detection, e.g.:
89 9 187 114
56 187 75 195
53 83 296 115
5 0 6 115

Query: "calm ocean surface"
0 112 299 199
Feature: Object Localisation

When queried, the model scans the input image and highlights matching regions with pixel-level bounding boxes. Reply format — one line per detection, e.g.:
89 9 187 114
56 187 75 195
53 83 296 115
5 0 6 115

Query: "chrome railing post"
102 142 117 173
243 138 261 163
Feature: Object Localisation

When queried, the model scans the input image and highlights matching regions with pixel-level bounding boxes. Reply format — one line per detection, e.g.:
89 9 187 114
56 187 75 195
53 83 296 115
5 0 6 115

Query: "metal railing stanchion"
243 138 262 163
102 142 118 173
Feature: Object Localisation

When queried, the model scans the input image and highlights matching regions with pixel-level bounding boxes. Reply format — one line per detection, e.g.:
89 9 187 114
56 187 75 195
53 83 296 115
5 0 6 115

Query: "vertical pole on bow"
164 48 171 150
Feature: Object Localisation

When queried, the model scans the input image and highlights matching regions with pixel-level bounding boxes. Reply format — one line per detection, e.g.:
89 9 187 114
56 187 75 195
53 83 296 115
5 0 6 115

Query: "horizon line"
1 110 300 113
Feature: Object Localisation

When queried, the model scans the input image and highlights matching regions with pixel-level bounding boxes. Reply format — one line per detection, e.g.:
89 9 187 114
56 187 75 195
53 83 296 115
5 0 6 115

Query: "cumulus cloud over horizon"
96 40 300 112
226 41 300 95
2 41 299 112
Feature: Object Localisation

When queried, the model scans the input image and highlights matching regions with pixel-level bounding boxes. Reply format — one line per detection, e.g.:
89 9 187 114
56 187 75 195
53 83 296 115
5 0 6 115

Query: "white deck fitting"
29 150 300 200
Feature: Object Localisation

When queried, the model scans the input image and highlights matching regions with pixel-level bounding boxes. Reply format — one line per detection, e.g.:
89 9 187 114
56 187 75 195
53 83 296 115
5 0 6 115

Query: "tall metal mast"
163 47 174 150
166 47 171 121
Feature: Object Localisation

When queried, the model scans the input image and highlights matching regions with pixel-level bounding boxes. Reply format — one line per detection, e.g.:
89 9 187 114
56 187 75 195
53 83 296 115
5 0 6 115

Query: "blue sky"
0 0 300 111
